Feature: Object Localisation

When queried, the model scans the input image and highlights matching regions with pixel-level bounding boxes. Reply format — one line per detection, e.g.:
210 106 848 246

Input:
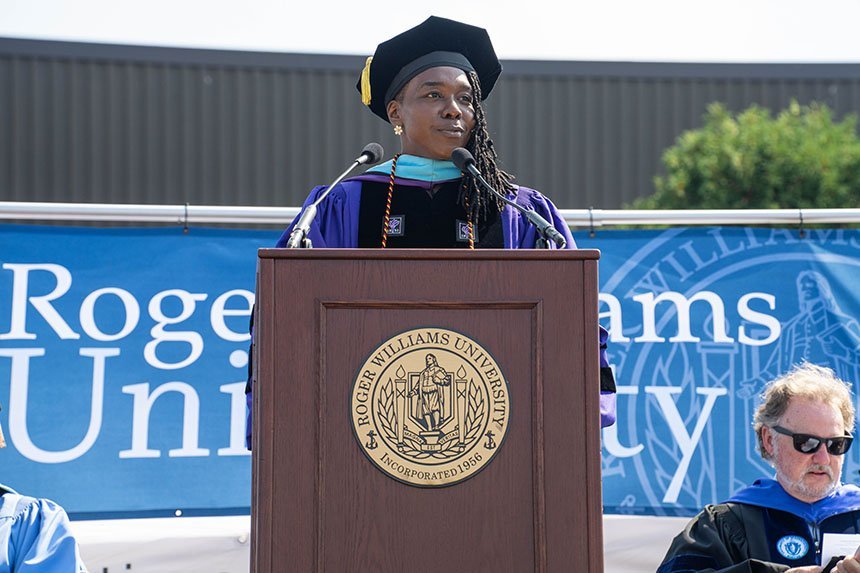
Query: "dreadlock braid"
460 70 516 225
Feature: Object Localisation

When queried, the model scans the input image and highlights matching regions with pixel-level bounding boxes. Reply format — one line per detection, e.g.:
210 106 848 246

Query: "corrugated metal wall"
3 38 860 209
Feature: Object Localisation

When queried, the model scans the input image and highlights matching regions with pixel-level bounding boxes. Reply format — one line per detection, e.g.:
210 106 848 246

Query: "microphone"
286 143 385 248
451 148 566 249
357 142 384 166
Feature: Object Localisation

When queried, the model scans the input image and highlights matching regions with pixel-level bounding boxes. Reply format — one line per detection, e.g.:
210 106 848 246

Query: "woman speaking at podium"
276 15 575 252
247 16 616 448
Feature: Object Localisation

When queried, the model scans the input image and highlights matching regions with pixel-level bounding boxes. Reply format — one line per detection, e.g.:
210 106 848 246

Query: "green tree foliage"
631 101 860 209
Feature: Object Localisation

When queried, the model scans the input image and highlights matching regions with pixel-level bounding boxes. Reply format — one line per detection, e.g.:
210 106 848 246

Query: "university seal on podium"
350 327 510 487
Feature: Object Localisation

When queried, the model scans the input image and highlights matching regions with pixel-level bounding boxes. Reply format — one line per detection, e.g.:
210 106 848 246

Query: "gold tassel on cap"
360 56 373 106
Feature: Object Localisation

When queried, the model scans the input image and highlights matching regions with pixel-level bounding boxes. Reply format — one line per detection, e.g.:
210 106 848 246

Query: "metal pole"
2 201 860 227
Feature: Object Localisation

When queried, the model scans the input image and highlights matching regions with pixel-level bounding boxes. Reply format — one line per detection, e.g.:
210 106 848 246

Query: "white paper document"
821 533 860 567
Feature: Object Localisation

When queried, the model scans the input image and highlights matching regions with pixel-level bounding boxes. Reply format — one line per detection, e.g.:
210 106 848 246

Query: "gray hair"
753 362 854 461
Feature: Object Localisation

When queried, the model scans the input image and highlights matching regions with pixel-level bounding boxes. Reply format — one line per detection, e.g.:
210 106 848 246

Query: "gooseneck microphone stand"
286 142 385 248
450 147 566 249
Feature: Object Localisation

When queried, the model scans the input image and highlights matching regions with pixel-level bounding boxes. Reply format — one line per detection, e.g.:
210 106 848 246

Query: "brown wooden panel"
253 249 602 573
319 305 536 571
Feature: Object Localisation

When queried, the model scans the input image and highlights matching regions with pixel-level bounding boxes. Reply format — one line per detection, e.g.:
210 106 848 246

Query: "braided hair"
460 70 515 225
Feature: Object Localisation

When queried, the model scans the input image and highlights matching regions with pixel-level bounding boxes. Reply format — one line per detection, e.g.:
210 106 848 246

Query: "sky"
2 0 860 63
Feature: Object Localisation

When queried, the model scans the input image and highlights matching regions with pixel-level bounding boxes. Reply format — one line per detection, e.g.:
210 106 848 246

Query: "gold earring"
393 124 403 136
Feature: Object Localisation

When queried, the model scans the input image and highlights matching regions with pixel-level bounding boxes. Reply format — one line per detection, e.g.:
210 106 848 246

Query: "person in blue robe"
0 405 88 572
0 485 89 573
246 16 617 447
658 363 860 573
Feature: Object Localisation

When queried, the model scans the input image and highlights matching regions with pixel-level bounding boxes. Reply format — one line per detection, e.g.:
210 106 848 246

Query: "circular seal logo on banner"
350 327 510 487
776 535 808 560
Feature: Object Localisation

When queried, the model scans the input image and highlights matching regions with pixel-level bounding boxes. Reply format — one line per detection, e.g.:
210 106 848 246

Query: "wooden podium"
252 249 604 572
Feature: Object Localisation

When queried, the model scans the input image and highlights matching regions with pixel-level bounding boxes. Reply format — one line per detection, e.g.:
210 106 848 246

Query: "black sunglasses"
772 425 854 455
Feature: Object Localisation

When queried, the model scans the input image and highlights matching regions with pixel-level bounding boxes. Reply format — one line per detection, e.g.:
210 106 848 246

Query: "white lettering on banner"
0 255 783 480
634 291 734 343
144 290 208 369
599 289 781 345
0 264 80 340
709 227 748 257
764 229 800 246
0 347 118 463
737 292 781 346
678 240 718 271
79 287 141 341
0 263 776 350
120 382 210 458
218 382 251 456
210 290 253 342
644 386 728 504
0 264 255 349
0 348 252 462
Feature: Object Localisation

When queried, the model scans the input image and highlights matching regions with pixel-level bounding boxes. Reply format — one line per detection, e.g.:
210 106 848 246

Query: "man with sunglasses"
658 363 860 573
0 401 89 572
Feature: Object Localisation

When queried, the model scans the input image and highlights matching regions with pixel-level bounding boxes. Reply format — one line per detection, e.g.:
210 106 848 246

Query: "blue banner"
0 225 279 518
583 227 860 516
1 224 859 518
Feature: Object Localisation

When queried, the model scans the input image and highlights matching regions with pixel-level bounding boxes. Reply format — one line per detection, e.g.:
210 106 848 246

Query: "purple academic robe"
247 175 616 447
274 174 575 249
